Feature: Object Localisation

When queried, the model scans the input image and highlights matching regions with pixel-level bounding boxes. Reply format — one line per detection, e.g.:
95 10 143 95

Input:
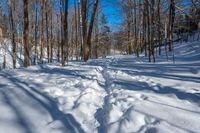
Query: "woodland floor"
0 41 200 133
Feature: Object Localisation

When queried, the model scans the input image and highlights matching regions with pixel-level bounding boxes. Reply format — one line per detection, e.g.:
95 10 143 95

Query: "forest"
0 0 199 69
0 0 200 133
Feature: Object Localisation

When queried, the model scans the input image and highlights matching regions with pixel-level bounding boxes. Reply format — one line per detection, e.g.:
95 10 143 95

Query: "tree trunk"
57 14 60 62
34 0 38 65
8 0 16 69
78 0 83 59
74 0 78 60
45 0 50 63
85 0 99 61
23 0 30 67
82 0 88 61
61 0 68 66
40 0 44 64
168 0 175 52
50 1 53 63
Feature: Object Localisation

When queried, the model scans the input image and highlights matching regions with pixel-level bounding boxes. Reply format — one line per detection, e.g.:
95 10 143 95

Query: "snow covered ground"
0 40 200 133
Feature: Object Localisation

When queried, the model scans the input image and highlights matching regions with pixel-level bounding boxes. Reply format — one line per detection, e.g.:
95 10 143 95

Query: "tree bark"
45 0 50 63
84 0 99 61
23 0 30 67
34 0 38 65
78 0 83 59
9 0 16 68
40 0 44 64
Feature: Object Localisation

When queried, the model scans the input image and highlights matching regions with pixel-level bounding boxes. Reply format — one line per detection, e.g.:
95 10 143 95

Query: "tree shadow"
28 65 106 90
0 90 35 133
0 71 85 133
113 79 200 106
88 56 200 84
23 65 93 82
110 59 200 105
94 95 110 133
89 57 200 105
134 109 195 133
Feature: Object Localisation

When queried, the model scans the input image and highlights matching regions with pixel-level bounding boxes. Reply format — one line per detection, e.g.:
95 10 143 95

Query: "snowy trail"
87 44 200 133
74 46 199 133
0 41 200 133
0 65 106 133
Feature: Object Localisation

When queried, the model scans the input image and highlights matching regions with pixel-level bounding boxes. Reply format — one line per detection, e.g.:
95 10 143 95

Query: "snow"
0 39 23 69
0 40 200 133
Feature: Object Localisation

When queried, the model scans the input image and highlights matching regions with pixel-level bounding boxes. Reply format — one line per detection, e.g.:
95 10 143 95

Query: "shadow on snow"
0 71 85 133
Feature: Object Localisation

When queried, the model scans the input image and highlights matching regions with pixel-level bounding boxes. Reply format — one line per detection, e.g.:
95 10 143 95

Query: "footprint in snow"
145 127 158 133
140 95 148 100
145 116 159 125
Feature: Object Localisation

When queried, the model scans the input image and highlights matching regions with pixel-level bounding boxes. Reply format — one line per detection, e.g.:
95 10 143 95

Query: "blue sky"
56 0 123 31
100 0 123 31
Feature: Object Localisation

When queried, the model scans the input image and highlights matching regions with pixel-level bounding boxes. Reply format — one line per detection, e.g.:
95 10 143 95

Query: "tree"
84 0 99 61
168 0 175 52
0 0 197 68
23 0 30 67
78 0 83 59
99 13 111 57
45 0 50 63
34 0 39 65
60 0 68 66
74 0 79 60
64 0 69 65
40 0 44 64
8 0 17 68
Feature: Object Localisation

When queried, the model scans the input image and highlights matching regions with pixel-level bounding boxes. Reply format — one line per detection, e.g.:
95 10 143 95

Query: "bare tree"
34 0 39 65
23 0 30 67
84 0 99 61
7 0 17 68
40 0 44 64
